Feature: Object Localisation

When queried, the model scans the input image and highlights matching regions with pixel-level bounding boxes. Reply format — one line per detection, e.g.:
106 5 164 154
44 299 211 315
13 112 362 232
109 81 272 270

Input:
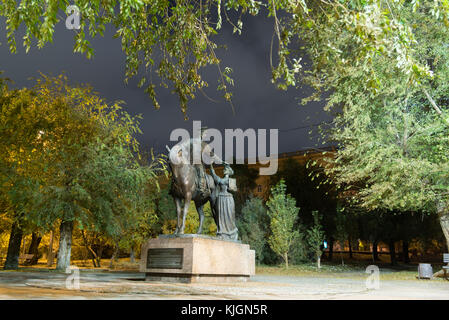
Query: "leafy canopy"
318 1 449 215
2 1 448 115
0 74 166 241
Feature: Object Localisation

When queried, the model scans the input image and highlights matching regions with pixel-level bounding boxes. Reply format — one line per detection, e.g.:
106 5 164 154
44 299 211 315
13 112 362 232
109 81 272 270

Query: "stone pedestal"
140 234 255 283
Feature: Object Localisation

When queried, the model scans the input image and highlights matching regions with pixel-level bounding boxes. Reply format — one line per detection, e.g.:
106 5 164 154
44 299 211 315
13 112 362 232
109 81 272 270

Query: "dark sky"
0 14 331 157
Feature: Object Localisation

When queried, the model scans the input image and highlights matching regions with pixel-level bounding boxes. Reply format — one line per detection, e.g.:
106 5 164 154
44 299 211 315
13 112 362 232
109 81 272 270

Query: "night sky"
0 14 332 157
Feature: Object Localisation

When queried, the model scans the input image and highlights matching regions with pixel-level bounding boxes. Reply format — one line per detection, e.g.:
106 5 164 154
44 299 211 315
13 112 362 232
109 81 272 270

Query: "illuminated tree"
0 75 165 270
307 211 324 268
317 2 449 252
266 180 299 268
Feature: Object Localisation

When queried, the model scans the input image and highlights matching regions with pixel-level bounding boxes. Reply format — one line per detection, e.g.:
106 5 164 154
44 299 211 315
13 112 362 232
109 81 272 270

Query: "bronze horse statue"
166 139 220 235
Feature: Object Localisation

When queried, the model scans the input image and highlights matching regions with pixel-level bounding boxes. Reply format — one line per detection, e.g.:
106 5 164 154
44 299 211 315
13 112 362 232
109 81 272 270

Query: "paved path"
0 270 449 299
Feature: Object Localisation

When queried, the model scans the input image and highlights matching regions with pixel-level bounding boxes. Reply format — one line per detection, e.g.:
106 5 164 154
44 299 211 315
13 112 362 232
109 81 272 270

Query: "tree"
0 74 165 270
316 2 449 253
0 85 48 269
270 156 338 259
23 231 42 265
232 164 259 218
266 180 299 268
307 211 325 268
2 1 444 116
0 0 247 116
334 205 349 265
237 195 268 264
79 229 107 268
356 210 384 263
154 186 178 235
3 221 24 269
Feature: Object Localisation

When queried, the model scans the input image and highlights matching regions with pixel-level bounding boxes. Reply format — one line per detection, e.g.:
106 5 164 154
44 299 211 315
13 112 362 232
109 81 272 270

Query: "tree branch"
423 88 442 115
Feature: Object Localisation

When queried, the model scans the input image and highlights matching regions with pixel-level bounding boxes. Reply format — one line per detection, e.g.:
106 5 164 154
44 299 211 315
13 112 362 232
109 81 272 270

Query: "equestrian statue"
166 133 238 240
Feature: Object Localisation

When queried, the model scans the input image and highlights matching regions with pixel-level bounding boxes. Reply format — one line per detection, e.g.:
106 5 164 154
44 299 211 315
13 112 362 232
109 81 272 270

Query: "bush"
238 196 268 264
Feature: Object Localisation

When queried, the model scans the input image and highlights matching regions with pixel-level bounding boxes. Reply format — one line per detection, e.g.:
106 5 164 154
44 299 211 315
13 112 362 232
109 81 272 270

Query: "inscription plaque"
147 248 183 269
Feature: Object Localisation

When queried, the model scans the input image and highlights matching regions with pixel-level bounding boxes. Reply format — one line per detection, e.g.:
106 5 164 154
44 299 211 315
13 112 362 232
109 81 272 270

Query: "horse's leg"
174 197 183 234
195 201 205 234
179 192 192 234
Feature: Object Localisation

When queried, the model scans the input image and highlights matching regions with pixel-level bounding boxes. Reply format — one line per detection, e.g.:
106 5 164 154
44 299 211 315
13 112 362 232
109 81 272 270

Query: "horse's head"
167 142 190 167
167 137 224 168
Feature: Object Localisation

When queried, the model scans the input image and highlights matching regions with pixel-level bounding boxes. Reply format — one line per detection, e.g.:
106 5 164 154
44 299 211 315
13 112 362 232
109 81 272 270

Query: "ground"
1 262 449 299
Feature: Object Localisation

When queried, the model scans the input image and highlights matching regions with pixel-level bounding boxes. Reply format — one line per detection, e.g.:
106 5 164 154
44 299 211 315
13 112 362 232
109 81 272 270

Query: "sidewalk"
1 270 449 299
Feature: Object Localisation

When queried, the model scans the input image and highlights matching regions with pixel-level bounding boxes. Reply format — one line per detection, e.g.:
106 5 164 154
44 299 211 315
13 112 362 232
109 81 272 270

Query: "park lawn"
2 258 445 282
0 258 141 272
256 263 368 280
255 263 444 281
61 258 141 271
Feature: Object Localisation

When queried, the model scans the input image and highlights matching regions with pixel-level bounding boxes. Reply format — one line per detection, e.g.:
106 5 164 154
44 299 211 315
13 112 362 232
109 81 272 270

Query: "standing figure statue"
166 127 239 240
210 163 238 241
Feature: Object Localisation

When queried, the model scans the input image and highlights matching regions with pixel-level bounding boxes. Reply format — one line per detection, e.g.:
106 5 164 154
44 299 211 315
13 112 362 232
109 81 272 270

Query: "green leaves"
0 0 239 116
0 74 167 239
306 211 324 260
266 180 300 267
239 196 267 261
4 0 440 116
317 1 449 216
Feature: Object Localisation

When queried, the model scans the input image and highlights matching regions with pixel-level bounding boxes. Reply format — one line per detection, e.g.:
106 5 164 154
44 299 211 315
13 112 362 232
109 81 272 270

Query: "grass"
0 257 141 272
107 259 140 271
256 262 447 281
256 263 365 277
255 263 374 281
1 256 446 282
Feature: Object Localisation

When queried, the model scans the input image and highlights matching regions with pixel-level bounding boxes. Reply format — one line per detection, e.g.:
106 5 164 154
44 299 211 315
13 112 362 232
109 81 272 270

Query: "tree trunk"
47 230 54 267
328 238 334 261
389 240 397 266
109 241 120 269
284 253 288 269
437 202 449 252
339 240 345 265
402 240 410 264
96 244 103 268
24 232 42 265
56 220 73 271
130 247 135 264
81 230 98 268
4 221 23 270
317 255 321 269
372 240 379 262
21 238 26 256
348 237 353 259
